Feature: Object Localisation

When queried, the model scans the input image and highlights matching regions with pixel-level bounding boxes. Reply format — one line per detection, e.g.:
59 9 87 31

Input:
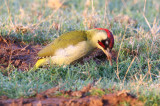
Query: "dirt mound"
0 36 41 70
0 84 143 106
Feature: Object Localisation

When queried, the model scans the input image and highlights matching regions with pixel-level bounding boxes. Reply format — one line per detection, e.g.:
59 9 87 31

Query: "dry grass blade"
123 56 136 83
147 59 152 81
143 13 152 34
116 26 128 82
4 0 14 35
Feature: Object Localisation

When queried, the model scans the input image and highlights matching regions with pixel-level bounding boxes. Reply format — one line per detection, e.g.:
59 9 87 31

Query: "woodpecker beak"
103 49 112 66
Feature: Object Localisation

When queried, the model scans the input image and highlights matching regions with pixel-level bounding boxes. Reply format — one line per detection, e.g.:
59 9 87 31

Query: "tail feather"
32 58 48 70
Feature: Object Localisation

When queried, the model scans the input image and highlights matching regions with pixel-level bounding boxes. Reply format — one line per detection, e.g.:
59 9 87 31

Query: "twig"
21 45 29 51
0 35 9 46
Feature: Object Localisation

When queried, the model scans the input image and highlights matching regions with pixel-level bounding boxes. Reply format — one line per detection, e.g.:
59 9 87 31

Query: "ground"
0 0 160 105
0 36 133 106
0 84 143 106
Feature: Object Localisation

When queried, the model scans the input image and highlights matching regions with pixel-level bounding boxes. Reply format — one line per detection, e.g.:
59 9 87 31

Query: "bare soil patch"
0 84 143 106
0 36 41 70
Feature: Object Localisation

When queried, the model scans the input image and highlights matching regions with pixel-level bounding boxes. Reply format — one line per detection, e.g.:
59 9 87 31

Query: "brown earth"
0 84 144 106
0 36 42 71
0 36 143 106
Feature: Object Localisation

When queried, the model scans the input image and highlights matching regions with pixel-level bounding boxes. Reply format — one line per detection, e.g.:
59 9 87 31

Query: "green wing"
38 30 87 57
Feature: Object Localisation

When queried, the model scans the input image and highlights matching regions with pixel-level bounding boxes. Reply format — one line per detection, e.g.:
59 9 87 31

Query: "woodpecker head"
89 28 114 65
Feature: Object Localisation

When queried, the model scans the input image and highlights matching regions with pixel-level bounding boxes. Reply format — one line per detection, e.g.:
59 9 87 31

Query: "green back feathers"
38 30 88 57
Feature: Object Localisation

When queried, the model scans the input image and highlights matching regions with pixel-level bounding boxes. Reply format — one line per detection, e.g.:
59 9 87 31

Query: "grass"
0 0 160 105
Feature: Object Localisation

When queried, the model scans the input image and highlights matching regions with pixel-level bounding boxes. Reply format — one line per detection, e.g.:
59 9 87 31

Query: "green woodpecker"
34 28 114 69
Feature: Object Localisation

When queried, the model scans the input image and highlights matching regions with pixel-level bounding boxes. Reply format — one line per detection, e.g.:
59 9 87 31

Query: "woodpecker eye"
105 41 108 45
